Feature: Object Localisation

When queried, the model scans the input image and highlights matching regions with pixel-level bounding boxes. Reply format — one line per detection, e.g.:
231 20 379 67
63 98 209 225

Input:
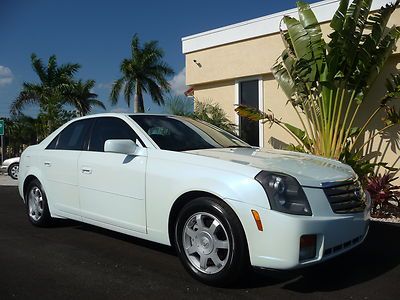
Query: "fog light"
299 234 317 261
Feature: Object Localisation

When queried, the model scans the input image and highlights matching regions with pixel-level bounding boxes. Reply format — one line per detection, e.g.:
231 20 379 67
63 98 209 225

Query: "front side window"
130 115 249 151
47 119 93 150
89 117 141 152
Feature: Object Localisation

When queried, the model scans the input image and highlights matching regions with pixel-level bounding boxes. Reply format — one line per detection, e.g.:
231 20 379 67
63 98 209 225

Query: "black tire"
174 197 249 286
8 163 19 180
25 179 53 227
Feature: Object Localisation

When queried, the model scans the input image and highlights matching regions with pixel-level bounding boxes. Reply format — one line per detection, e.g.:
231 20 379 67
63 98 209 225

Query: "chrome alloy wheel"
28 187 44 221
182 212 230 274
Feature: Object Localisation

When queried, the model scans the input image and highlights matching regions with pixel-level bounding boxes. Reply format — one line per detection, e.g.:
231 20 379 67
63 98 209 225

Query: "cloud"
93 82 113 93
0 66 13 87
169 68 187 96
96 82 113 90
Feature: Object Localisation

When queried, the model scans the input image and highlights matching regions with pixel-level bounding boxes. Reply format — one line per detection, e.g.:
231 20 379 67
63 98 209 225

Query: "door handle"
44 161 51 167
81 167 92 174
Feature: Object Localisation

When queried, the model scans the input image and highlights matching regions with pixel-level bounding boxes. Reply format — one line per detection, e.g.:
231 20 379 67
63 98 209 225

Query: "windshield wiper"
226 145 253 148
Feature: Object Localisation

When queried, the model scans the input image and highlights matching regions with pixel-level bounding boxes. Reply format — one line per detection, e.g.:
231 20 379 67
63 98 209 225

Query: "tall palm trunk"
134 81 145 113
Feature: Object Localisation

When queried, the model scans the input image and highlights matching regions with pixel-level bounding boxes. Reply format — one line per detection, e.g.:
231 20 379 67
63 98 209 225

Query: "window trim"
45 134 60 150
45 118 93 151
234 76 264 147
87 116 146 153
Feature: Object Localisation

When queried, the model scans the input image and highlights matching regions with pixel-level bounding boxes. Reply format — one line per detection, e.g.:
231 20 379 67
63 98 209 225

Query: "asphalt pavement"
0 173 18 186
1 185 400 299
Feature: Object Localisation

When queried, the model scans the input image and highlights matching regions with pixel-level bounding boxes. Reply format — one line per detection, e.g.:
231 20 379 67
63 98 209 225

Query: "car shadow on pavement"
236 222 400 291
50 218 81 228
53 217 400 291
48 217 178 256
76 223 177 256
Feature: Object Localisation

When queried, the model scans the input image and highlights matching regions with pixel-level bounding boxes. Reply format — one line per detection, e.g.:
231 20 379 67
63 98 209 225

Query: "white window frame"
234 77 264 148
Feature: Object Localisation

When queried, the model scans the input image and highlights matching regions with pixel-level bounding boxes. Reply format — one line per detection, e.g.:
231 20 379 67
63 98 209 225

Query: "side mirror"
104 139 138 155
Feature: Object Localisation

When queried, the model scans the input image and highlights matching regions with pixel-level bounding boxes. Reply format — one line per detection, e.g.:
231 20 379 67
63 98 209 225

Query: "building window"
239 80 260 146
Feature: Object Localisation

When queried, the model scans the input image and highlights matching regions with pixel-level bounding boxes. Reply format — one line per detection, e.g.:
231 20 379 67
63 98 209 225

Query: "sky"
0 0 320 118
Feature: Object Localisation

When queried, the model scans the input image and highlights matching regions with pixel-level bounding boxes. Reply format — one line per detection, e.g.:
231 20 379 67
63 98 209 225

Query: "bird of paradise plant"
236 0 400 167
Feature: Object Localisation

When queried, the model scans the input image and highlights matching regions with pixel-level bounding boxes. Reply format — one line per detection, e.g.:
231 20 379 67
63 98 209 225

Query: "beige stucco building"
182 0 400 178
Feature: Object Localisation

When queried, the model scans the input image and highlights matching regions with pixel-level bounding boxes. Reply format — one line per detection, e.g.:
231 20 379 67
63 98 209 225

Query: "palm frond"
124 79 135 107
88 99 106 111
47 55 58 81
30 53 48 83
110 78 125 105
143 40 163 59
146 79 164 105
10 90 40 115
56 63 81 79
131 33 140 57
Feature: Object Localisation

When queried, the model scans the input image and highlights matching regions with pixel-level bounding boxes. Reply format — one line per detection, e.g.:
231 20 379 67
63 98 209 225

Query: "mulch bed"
371 203 400 223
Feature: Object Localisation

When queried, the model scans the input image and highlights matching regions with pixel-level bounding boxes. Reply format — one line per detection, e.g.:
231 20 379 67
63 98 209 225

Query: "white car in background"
1 157 20 180
17 113 370 285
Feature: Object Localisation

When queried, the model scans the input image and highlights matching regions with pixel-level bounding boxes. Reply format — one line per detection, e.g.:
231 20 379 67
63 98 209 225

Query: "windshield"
130 115 250 151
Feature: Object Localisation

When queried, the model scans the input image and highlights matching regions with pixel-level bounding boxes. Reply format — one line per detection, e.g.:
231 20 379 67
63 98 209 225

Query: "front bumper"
226 187 370 270
0 165 8 174
250 209 368 269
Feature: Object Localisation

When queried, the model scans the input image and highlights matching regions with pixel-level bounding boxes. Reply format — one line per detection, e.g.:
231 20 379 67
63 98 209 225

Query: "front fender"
144 151 269 245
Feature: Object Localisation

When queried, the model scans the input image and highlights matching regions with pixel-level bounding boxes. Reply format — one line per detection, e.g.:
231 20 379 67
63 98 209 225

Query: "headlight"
255 171 312 216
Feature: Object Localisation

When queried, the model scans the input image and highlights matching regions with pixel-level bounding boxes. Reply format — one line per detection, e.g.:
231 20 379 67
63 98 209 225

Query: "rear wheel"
8 163 19 180
174 197 249 286
25 179 53 227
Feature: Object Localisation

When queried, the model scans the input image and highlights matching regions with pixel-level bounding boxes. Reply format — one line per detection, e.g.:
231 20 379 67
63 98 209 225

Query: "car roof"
72 113 181 121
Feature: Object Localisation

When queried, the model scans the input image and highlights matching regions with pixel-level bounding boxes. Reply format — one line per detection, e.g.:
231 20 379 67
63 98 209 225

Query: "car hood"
186 148 356 187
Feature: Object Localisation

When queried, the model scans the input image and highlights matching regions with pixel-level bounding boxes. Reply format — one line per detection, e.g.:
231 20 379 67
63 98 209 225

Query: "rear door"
78 117 147 233
43 118 93 217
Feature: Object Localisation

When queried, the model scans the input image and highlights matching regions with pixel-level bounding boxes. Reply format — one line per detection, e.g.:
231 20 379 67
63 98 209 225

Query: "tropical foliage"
10 54 105 136
3 115 39 157
193 99 237 133
166 96 237 133
110 34 174 113
236 0 400 180
366 173 400 217
165 95 193 117
69 80 105 117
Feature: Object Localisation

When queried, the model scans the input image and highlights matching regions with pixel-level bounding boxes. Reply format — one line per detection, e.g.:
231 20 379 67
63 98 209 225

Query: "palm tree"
11 54 80 133
11 53 105 133
69 80 105 116
110 34 174 113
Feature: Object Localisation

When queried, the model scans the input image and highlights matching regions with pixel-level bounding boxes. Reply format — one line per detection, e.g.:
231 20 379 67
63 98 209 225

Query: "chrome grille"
323 181 366 214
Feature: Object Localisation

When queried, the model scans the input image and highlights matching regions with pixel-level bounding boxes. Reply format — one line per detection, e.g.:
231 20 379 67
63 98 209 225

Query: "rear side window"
47 119 93 151
89 117 141 152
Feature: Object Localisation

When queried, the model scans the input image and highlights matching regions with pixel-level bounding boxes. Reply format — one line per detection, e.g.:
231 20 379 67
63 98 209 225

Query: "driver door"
78 116 147 233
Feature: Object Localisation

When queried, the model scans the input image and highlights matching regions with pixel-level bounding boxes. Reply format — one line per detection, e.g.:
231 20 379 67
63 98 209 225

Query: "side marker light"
251 210 263 231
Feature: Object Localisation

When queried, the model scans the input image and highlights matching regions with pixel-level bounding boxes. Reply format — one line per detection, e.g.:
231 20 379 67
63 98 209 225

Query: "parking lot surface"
1 186 399 299
0 174 18 186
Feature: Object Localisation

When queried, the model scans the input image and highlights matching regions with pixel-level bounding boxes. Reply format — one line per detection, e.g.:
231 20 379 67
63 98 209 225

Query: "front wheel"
174 197 249 286
25 179 53 227
8 163 19 180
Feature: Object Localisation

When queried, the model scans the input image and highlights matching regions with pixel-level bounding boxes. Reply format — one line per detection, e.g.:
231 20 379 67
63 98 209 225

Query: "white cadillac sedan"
18 113 370 285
